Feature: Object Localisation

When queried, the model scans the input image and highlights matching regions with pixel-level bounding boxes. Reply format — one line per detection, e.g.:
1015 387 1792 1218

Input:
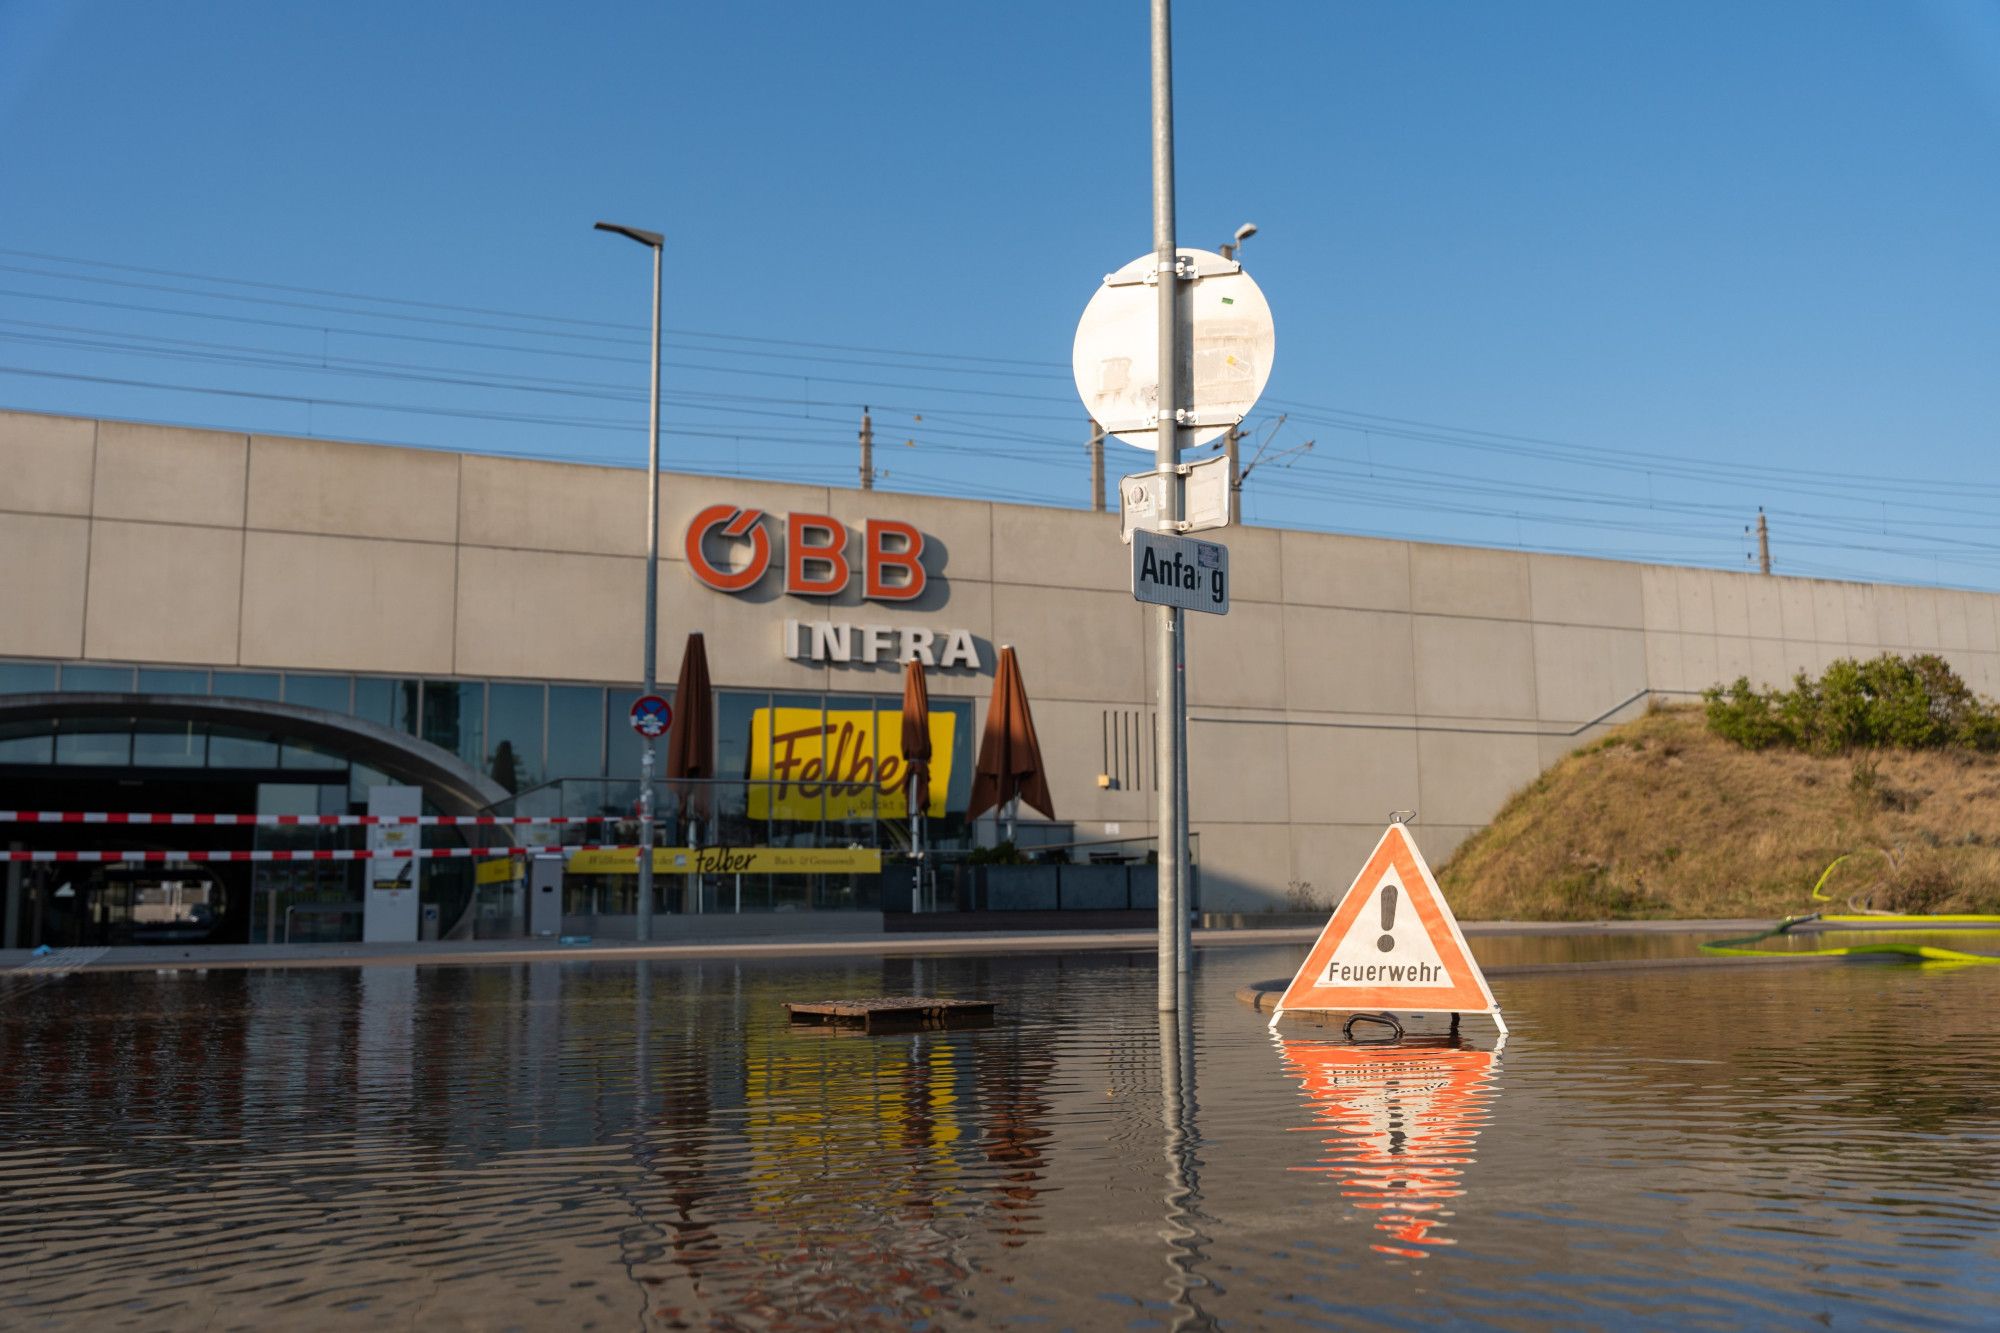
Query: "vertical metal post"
860 407 874 491
1757 509 1771 576
1151 0 1183 1013
636 241 662 944
1089 419 1106 513
1223 424 1241 525
4 842 20 950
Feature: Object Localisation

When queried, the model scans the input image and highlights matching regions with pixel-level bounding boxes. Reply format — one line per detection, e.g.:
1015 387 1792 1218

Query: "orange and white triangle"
1271 822 1504 1032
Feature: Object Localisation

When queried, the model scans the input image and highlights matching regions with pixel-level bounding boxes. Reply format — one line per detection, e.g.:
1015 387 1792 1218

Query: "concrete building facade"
8 407 2000 919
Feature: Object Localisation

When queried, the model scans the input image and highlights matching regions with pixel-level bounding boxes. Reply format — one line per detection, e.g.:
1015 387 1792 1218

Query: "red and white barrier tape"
0 845 631 864
0 811 622 827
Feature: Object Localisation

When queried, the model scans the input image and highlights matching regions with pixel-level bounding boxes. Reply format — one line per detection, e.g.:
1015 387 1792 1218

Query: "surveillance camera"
1233 222 1258 242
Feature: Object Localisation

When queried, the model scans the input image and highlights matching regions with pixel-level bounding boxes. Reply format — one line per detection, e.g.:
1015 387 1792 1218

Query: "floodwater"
2 939 1998 1330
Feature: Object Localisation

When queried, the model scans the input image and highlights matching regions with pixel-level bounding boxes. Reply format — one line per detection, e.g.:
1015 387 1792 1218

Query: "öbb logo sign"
684 507 927 601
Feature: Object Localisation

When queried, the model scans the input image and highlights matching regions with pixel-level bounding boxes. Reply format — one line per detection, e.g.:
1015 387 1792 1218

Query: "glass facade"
0 659 980 810
0 660 644 791
1 660 986 920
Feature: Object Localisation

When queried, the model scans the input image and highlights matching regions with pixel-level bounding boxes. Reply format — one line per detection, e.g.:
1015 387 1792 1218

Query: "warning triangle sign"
1272 822 1503 1030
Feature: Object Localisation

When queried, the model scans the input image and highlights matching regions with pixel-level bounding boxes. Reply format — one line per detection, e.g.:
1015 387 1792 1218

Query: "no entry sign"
629 694 672 739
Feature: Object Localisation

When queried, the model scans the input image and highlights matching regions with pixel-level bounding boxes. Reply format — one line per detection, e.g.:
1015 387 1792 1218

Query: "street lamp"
595 219 664 944
1218 221 1257 262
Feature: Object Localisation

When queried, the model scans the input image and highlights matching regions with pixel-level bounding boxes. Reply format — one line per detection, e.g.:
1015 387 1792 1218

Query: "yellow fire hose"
1700 853 2000 963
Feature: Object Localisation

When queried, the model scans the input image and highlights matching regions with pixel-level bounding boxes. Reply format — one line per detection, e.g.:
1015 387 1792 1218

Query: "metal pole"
637 240 662 944
860 407 874 490
1151 0 1183 1013
1757 509 1771 576
5 842 21 950
1090 419 1106 513
1223 424 1241 525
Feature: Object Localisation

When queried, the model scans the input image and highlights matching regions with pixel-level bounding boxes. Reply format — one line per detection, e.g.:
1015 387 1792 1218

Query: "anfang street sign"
1130 529 1229 615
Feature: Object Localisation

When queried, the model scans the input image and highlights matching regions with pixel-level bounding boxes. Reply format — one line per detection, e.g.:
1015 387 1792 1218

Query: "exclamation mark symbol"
1377 884 1399 953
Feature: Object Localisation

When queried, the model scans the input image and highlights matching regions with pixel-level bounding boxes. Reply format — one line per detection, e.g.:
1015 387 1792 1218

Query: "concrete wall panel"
1412 618 1537 720
1876 586 1911 647
1711 572 1751 638
1218 524 1282 604
992 585 1142 702
1747 636 1787 689
1415 730 1542 828
1194 822 1294 912
239 531 455 674
1744 575 1783 640
1529 554 1643 629
247 435 460 543
1282 606 1416 715
1674 568 1716 636
1904 589 1941 646
1969 595 1999 654
454 545 643 682
990 504 1127 594
1778 581 1817 642
1410 545 1530 620
1186 599 1287 709
1187 720 1289 824
1645 629 1683 693
1289 823 1391 912
83 521 242 664
1532 624 1647 723
0 411 93 516
458 455 644 557
0 512 88 657
1284 721 1420 826
1419 823 1483 873
1841 584 1880 649
1014 696 1126 828
1682 632 1721 691
1714 634 1753 689
1937 592 1971 652
92 422 246 528
1279 531 1409 611
1639 564 1679 633
1810 582 1848 645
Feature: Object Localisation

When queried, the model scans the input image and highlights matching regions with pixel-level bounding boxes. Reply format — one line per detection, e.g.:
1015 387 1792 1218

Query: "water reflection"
3 946 1999 1329
1276 1036 1499 1260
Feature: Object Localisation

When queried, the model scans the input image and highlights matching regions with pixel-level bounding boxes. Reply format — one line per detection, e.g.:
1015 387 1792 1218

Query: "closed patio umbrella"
665 632 714 829
900 659 933 910
967 645 1053 838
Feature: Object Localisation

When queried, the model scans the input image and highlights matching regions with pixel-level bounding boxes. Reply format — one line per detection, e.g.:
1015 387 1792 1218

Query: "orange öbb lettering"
786 513 850 596
864 519 927 601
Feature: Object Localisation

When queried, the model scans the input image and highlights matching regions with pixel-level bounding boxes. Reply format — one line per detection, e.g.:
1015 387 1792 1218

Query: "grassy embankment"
1437 705 2000 922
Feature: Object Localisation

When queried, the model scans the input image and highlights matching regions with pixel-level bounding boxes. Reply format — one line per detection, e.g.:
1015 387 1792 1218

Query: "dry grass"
1436 705 2000 920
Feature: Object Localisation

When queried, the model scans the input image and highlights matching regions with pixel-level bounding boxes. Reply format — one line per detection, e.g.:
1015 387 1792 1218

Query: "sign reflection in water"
1277 1038 1499 1259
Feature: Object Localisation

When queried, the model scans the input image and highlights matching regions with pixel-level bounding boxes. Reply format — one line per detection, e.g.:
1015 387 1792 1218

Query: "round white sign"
1072 248 1276 450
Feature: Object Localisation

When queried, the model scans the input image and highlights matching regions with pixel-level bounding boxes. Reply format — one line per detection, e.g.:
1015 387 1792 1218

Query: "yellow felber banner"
748 707 955 821
565 846 884 876
474 858 522 886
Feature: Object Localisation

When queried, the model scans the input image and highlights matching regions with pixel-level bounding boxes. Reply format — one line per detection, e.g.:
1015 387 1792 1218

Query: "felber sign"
685 505 927 600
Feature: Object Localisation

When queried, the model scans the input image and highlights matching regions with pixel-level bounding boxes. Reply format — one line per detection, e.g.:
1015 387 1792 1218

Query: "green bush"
1703 654 2000 755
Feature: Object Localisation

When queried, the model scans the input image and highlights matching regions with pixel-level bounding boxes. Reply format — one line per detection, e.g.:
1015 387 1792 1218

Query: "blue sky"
3 1 1998 586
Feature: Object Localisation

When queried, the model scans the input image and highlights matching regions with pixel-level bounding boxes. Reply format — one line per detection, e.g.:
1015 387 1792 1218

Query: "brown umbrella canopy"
665 632 714 820
900 658 933 817
966 645 1054 822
